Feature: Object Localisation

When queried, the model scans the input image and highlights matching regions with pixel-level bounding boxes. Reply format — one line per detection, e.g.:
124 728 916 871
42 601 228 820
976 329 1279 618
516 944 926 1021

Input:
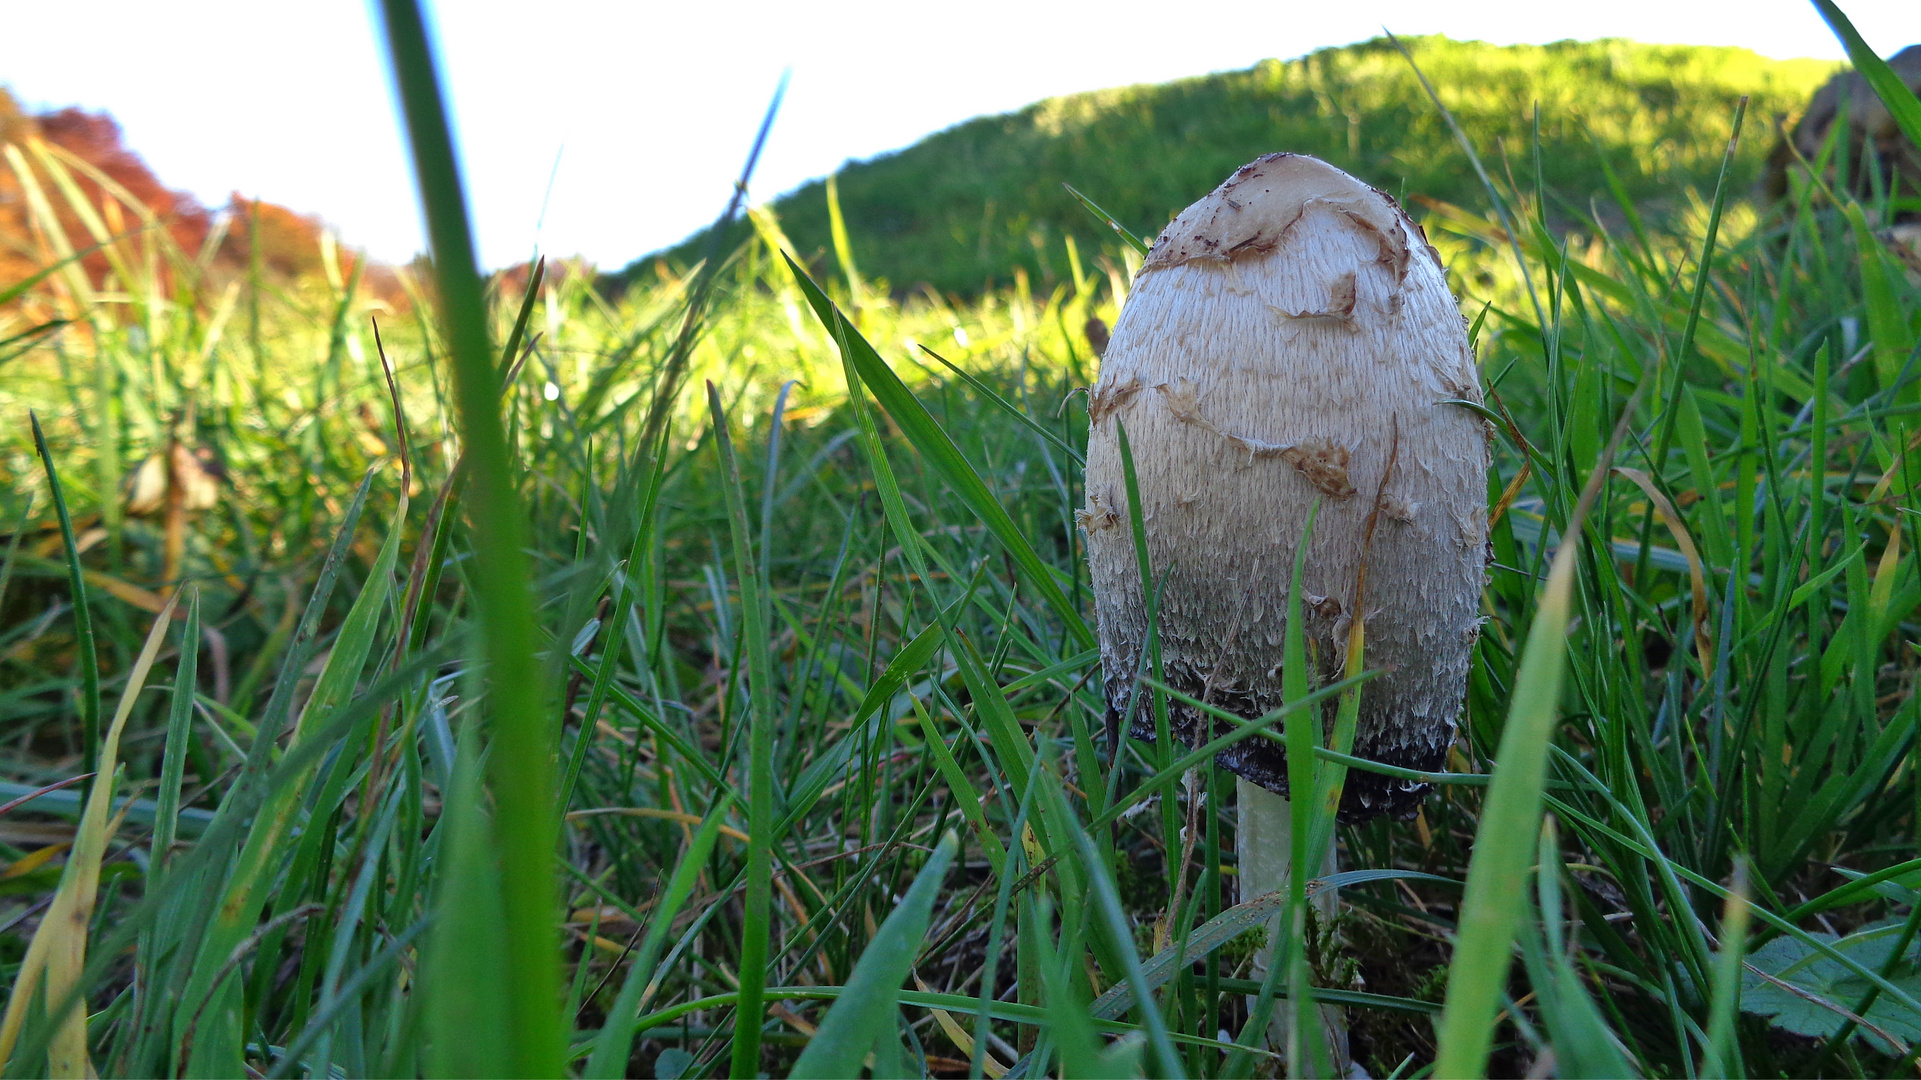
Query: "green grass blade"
150 589 199 883
1522 818 1635 1077
1649 96 1747 474
422 716 513 1077
29 412 98 806
782 252 1093 648
1811 0 1921 149
913 699 1008 875
1061 182 1151 256
790 831 960 1079
1434 524 1583 1077
1281 500 1327 1079
920 347 1084 466
376 2 561 1073
1115 419 1181 890
587 798 733 1078
708 382 780 1079
498 255 546 377
1066 820 1186 1078
1701 860 1751 1078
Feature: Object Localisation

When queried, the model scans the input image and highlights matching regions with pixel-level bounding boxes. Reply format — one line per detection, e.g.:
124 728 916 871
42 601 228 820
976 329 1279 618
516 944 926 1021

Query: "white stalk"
1238 779 1349 1073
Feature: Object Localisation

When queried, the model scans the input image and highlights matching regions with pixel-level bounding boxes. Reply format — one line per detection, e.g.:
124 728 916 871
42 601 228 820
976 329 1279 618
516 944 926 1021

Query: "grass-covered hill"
633 35 1835 295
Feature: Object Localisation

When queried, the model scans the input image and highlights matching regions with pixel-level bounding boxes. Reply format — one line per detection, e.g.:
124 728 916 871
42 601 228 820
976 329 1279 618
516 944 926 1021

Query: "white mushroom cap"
1081 153 1489 821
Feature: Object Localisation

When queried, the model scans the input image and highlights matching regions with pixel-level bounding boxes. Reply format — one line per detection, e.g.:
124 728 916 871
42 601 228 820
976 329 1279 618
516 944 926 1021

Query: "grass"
0 6 1917 1078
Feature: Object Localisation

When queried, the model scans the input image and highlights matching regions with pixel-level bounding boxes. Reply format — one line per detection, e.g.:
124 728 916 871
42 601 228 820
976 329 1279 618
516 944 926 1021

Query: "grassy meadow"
1 3 1920 1077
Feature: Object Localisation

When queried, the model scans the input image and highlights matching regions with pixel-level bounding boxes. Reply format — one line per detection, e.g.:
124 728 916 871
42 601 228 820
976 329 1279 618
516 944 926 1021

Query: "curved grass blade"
422 715 512 1077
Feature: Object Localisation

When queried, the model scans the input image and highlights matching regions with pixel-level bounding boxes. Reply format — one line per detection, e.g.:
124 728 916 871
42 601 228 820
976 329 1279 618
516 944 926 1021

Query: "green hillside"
630 35 1835 295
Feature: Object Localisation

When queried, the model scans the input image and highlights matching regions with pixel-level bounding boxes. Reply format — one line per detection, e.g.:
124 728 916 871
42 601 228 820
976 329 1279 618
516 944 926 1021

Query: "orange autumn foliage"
0 88 405 307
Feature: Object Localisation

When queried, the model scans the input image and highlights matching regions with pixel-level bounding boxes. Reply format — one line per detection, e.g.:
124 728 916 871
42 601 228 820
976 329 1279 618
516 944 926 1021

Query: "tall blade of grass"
1518 818 1635 1077
129 590 200 1064
1701 860 1751 1078
405 465 467 657
307 786 405 1073
150 590 199 883
825 173 866 317
921 347 1084 466
913 698 1008 875
0 590 177 1075
1226 500 1329 1078
1070 824 1186 1078
1649 97 1746 475
1385 32 1544 328
1281 500 1331 1079
708 381 781 1078
639 77 785 458
1034 894 1136 1079
559 371 687 816
1812 0 1921 149
1114 418 1182 919
586 798 733 1078
1310 577 1368 870
1061 182 1152 257
1438 429 1642 1080
230 466 375 783
1844 200 1918 403
790 831 960 1079
376 2 561 1073
499 255 547 377
1433 528 1581 1076
29 412 98 806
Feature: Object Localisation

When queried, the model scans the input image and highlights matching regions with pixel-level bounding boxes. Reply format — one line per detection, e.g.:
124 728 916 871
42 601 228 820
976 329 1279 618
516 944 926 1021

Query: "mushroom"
1080 152 1488 1047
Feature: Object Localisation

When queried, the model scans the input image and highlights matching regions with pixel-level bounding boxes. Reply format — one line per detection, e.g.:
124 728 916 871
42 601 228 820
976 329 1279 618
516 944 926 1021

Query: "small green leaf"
1742 922 1921 1053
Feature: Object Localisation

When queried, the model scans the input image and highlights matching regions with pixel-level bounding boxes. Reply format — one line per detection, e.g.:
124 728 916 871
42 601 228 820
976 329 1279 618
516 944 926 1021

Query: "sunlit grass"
0 15 1918 1080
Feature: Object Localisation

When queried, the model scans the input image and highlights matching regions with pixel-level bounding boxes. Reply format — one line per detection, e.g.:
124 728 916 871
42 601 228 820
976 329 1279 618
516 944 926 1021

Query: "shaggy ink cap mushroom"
1080 153 1490 822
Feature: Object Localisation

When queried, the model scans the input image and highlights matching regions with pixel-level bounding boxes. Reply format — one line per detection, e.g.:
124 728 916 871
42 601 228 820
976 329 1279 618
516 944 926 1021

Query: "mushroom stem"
1238 779 1349 1072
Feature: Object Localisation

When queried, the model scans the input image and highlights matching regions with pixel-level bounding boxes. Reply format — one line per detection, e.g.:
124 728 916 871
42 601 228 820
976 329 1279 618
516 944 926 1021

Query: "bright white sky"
3 1 1913 269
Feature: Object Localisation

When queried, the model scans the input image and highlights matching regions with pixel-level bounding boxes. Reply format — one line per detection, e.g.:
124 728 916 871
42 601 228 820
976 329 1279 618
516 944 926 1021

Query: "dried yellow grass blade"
916 975 1008 1078
565 806 752 843
1614 466 1714 677
1 144 94 316
0 592 179 1076
0 844 71 881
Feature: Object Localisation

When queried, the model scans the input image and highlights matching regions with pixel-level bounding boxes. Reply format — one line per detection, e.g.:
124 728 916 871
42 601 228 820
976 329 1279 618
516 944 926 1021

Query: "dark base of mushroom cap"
1114 695 1445 823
